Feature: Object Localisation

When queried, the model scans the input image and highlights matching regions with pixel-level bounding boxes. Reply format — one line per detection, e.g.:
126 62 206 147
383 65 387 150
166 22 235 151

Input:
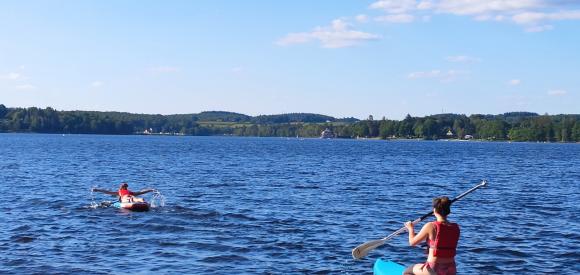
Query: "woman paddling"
92 182 154 203
403 196 460 275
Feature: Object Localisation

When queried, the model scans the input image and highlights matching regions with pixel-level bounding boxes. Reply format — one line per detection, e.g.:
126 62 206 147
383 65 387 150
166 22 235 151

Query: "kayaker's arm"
132 189 155 196
92 188 118 196
405 221 431 246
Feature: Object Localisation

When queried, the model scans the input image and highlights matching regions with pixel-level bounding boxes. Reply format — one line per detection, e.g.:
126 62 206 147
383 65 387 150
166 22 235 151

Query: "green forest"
1 104 579 142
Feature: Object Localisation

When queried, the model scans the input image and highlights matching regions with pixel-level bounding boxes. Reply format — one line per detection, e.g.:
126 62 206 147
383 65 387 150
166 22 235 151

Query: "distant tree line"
1 104 579 142
348 112 580 142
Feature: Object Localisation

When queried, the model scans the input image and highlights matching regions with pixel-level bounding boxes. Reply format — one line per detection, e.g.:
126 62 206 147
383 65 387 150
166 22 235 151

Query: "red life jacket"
118 189 133 197
427 221 460 258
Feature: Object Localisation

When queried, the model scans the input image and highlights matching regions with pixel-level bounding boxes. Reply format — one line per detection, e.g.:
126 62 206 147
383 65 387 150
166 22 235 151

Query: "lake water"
0 134 578 274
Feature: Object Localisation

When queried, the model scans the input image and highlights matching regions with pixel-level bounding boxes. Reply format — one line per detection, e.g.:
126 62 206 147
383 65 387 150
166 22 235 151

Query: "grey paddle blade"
352 239 386 260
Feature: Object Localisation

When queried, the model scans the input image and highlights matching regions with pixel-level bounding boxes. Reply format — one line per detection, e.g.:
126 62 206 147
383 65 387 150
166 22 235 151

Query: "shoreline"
2 131 579 144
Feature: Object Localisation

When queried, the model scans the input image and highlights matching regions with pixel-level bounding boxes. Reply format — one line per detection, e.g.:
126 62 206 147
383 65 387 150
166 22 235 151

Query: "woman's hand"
404 221 414 232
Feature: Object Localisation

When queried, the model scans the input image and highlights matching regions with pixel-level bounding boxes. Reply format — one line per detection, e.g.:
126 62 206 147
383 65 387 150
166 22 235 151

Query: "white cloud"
407 69 466 82
15 84 36 90
435 0 543 16
91 81 104 87
355 14 369 23
1 72 23 80
525 24 554 32
547 89 567 96
508 79 521 85
408 70 438 79
231 66 244 73
370 0 418 14
278 0 578 52
418 1 433 10
150 66 180 73
512 12 545 24
474 14 506 21
512 10 580 25
277 33 311 45
446 55 481 63
276 19 381 48
375 14 415 23
367 0 580 32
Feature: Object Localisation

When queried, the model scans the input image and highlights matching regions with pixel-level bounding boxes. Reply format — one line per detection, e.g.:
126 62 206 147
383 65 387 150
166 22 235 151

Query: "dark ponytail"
433 196 451 216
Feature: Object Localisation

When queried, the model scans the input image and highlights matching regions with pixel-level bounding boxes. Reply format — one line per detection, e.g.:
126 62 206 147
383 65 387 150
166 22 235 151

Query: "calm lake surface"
0 134 578 274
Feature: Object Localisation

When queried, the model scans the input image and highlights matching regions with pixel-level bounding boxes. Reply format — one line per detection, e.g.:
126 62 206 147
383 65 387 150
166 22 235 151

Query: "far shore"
2 131 579 144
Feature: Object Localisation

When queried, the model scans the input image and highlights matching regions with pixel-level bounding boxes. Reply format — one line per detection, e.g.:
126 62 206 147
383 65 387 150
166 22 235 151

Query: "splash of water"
89 186 100 209
89 186 115 209
149 189 166 208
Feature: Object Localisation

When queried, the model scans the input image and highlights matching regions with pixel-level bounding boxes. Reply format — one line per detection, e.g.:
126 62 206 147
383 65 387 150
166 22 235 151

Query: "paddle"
351 180 488 260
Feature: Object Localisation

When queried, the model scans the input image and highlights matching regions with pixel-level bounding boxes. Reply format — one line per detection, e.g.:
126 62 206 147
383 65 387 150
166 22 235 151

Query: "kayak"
112 201 150 212
374 259 405 275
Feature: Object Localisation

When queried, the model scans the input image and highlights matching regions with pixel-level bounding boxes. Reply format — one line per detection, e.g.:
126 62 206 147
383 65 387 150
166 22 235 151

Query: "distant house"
320 128 335 139
446 129 453 137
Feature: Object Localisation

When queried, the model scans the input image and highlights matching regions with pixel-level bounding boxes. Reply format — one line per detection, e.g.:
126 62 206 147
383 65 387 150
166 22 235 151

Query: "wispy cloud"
474 14 506 22
375 14 415 23
370 0 418 14
150 66 180 73
512 10 580 24
1 72 24 80
407 69 466 82
91 81 104 88
368 0 580 32
276 19 381 48
231 66 244 74
508 79 521 85
15 84 36 90
446 55 481 63
524 24 554 32
547 89 567 96
278 0 578 51
355 14 369 23
370 0 418 23
434 0 544 16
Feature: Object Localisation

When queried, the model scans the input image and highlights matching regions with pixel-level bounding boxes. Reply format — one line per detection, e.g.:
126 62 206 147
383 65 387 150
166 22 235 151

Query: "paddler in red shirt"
92 182 154 203
404 196 460 275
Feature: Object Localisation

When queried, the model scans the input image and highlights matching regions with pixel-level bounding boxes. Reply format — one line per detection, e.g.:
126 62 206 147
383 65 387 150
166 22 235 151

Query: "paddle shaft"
384 180 487 242
418 179 487 221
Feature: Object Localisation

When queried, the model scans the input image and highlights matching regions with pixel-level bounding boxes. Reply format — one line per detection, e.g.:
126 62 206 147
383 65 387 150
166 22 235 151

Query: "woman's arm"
404 221 432 246
132 189 155 196
92 188 118 196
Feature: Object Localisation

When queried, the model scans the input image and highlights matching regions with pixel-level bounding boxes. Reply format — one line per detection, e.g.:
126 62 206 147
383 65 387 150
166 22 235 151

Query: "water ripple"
0 134 579 273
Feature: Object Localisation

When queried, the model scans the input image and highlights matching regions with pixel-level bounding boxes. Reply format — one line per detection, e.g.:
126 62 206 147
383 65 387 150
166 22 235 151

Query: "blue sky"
0 0 579 119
